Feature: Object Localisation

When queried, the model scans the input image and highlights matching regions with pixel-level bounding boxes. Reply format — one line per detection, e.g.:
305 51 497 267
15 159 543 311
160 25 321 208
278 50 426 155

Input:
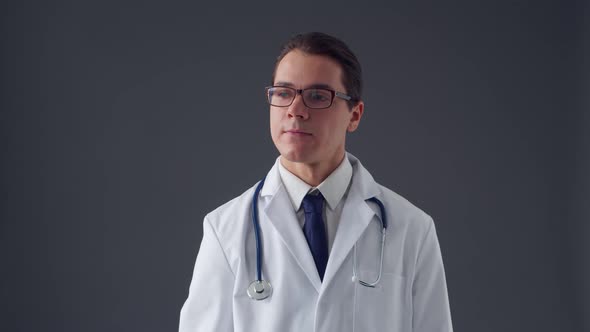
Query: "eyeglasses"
265 86 352 109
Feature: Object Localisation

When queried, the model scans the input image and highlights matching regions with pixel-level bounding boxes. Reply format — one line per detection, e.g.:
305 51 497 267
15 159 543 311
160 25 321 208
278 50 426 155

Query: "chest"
228 212 416 332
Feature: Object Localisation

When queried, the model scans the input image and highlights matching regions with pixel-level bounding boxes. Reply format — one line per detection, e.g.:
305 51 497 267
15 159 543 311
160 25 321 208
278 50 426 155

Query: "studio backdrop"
1 1 588 331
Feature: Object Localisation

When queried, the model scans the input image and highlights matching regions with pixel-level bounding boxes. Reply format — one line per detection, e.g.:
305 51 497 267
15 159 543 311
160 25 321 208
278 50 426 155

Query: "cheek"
321 114 350 139
269 110 282 138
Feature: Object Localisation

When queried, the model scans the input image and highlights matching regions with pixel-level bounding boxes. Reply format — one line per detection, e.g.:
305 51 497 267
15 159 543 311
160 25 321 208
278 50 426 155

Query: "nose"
286 94 310 120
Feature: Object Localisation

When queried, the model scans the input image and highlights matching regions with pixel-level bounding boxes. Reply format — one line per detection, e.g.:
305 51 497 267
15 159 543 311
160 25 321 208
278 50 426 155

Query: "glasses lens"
302 89 332 109
268 87 295 107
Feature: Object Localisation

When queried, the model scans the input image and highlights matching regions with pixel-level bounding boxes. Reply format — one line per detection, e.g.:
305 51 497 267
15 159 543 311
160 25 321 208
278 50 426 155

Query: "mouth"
284 129 312 135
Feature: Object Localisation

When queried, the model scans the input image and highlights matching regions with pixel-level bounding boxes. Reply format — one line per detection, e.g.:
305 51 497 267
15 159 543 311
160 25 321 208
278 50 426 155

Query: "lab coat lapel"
261 161 323 292
321 154 381 289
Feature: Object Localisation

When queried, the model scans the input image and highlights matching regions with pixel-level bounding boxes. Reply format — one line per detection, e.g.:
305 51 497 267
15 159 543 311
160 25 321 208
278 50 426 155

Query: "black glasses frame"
265 86 352 109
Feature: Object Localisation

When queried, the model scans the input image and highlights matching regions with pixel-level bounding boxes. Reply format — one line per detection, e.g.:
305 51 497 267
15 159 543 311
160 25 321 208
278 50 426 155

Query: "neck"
280 152 346 187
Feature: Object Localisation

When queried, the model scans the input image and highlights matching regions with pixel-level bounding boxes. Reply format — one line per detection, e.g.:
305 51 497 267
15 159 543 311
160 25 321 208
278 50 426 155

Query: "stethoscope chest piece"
247 280 272 300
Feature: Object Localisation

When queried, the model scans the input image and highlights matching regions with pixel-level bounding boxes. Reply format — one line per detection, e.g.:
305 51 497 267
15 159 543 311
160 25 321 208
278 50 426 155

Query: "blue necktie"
302 192 329 281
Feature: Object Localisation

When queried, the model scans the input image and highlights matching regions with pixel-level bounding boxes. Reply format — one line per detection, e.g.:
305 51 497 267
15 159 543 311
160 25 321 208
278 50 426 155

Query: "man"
179 32 453 332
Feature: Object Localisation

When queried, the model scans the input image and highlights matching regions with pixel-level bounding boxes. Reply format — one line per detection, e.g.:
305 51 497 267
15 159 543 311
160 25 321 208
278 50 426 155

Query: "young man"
179 32 453 332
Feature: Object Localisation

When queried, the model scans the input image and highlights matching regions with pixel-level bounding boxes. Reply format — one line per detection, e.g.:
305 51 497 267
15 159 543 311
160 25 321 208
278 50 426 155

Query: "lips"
285 129 312 135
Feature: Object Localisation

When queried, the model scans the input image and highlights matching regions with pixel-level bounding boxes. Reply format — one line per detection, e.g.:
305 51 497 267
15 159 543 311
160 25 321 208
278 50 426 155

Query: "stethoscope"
247 176 388 301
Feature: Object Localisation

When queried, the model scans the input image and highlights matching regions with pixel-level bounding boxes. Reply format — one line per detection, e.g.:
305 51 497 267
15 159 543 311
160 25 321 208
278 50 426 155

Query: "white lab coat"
179 153 453 332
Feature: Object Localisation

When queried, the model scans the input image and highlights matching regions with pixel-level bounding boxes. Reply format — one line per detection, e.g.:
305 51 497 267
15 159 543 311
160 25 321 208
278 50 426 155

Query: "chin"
278 146 318 164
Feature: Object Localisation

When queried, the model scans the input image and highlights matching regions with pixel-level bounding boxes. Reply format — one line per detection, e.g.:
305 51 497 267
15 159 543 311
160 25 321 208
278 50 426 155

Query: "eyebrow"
274 81 335 90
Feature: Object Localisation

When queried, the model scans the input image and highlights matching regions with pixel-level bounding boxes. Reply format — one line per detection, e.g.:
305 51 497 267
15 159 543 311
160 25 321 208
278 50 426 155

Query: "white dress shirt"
277 155 353 252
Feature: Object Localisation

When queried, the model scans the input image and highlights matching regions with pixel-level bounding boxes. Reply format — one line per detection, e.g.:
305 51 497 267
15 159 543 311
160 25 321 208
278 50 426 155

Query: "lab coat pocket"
353 270 409 332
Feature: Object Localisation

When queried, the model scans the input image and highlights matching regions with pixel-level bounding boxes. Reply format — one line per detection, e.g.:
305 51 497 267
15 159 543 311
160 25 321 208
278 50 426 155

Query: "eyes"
266 85 352 109
268 87 333 108
272 88 329 100
274 88 295 99
308 90 330 102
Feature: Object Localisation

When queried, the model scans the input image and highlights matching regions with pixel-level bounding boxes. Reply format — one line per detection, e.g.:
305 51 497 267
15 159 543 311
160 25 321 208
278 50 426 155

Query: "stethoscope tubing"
251 177 266 282
248 176 387 300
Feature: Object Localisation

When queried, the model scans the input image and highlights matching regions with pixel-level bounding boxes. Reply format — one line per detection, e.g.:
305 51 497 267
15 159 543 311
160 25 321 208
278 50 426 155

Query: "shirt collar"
277 155 353 211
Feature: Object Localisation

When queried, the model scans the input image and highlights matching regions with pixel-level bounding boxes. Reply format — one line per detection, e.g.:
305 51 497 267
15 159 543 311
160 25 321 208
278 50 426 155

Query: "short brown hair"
271 32 362 109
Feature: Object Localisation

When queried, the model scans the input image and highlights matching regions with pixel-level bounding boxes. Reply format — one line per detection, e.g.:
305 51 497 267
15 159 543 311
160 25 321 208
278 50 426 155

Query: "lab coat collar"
277 155 353 211
261 158 324 291
259 152 382 293
261 154 360 199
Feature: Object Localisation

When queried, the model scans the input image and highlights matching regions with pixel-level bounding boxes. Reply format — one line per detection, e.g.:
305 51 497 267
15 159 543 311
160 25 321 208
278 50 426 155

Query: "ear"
347 101 364 132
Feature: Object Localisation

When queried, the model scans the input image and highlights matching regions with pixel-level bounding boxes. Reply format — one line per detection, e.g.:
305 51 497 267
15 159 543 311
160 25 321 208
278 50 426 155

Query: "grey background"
1 0 588 331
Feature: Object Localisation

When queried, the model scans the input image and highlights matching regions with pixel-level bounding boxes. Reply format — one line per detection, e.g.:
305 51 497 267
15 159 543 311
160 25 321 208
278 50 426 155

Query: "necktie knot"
302 192 324 214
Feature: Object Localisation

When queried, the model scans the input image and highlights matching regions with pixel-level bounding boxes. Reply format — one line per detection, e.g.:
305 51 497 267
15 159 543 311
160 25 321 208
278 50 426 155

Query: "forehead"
274 50 344 90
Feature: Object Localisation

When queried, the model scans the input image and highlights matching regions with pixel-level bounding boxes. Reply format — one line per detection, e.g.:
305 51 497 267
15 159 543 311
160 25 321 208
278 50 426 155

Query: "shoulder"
203 181 259 235
347 152 434 234
376 183 435 237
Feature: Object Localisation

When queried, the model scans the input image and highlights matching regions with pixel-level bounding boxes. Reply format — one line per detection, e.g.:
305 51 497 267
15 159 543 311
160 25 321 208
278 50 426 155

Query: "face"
270 50 363 167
